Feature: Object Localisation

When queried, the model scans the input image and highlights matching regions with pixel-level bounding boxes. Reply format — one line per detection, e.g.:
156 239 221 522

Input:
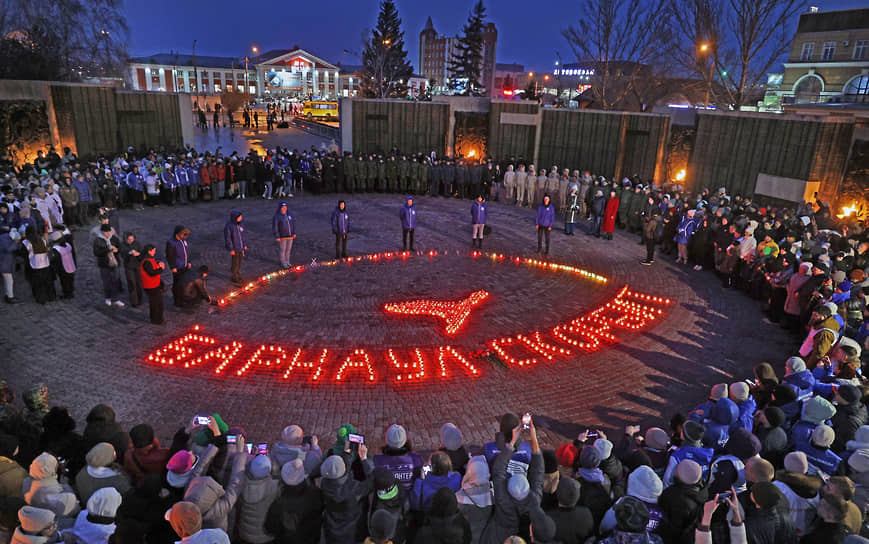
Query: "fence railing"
292 118 340 140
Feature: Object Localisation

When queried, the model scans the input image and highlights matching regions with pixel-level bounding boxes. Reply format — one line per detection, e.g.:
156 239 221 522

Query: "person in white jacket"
772 452 820 535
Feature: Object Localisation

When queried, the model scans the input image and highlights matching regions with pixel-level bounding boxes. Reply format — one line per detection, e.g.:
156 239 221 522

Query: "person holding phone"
484 413 533 476
409 451 461 512
271 424 322 478
320 443 374 544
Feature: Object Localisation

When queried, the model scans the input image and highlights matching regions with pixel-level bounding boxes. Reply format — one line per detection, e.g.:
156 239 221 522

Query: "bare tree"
562 0 670 110
669 0 805 109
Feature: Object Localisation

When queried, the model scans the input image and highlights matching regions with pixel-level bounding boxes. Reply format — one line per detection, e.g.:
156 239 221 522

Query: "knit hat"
847 426 869 451
250 455 271 479
386 424 407 449
87 487 122 517
166 501 202 538
86 442 116 468
745 457 774 483
556 443 579 467
281 425 304 446
281 459 306 486
129 424 156 449
29 453 57 479
508 473 531 501
644 427 669 450
750 481 780 509
594 439 614 460
786 356 806 374
556 477 581 507
837 384 862 405
615 496 650 533
803 396 837 424
812 424 835 448
369 509 397 540
321 455 346 480
726 428 762 460
579 445 602 469
335 424 355 447
764 407 786 428
784 452 809 475
542 450 559 474
374 467 399 500
431 486 459 517
710 383 728 401
848 449 869 473
440 423 464 451
682 421 705 445
0 433 19 458
730 382 750 402
675 459 702 485
166 451 197 488
627 465 663 503
18 505 55 533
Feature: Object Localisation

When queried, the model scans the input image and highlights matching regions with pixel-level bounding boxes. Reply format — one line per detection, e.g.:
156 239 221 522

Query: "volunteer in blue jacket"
272 201 296 269
536 194 555 255
471 195 488 249
399 196 417 252
224 210 247 286
331 200 350 259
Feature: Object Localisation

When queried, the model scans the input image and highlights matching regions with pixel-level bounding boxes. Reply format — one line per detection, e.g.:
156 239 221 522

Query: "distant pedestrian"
166 225 192 307
536 194 555 255
93 224 124 308
400 196 417 252
120 232 142 307
224 210 247 286
272 201 296 268
470 195 487 248
254 112 259 130
140 244 165 324
602 189 620 240
331 200 350 259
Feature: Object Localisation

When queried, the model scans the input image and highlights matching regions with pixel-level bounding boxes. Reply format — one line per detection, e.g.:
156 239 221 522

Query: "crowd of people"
2 143 869 543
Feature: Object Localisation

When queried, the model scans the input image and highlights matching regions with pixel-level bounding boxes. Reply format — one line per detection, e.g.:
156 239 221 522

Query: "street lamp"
698 42 714 109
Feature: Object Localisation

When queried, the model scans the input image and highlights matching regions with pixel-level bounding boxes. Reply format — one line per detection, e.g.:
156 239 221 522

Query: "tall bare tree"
562 0 670 110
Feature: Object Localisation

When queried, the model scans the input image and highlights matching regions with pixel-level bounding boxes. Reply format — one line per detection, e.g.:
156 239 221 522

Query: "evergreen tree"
361 0 413 99
447 0 487 96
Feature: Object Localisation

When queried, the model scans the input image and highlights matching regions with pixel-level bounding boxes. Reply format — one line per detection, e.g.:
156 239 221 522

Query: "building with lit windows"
127 48 346 99
419 16 497 96
779 7 869 104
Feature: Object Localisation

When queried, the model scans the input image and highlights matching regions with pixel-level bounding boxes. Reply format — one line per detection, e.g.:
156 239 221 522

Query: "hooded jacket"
269 442 322 478
658 481 708 543
236 468 279 544
223 210 246 252
830 401 868 454
480 444 544 544
0 456 26 499
772 470 821 534
410 470 462 511
182 453 245 532
536 202 555 228
790 397 836 449
702 399 739 451
263 479 323 544
330 205 350 235
399 200 417 230
320 457 374 544
455 456 493 544
272 204 296 239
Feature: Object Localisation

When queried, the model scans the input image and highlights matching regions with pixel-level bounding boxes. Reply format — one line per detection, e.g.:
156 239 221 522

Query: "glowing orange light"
837 201 859 219
383 290 489 335
466 149 477 158
675 169 686 181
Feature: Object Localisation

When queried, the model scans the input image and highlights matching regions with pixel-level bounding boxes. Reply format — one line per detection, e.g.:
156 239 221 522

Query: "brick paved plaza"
2 191 795 452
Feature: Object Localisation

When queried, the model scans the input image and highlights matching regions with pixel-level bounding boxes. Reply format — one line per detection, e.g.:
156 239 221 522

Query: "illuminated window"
794 75 822 103
843 75 869 97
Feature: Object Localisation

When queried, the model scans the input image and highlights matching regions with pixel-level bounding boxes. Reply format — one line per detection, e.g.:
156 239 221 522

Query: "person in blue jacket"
399 196 417 252
409 451 461 512
471 194 488 248
224 210 247 286
272 201 296 269
536 194 555 255
331 200 350 259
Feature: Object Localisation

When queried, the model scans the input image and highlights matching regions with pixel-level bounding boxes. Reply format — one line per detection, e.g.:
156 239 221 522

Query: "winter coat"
374 447 423 494
0 235 21 274
674 216 697 245
796 443 842 477
536 203 555 228
702 399 740 451
400 203 417 230
548 505 595 544
122 441 171 488
183 453 245 533
273 209 296 239
264 479 323 544
658 481 708 543
413 511 473 544
92 234 120 269
321 458 374 544
772 471 821 535
470 202 487 225
831 402 868 453
74 465 131 506
591 193 607 217
0 456 26 499
331 207 350 235
602 197 620 233
165 237 189 270
410 471 462 511
72 179 93 202
223 210 246 252
662 445 714 488
236 470 279 544
480 445 544 544
269 442 322 477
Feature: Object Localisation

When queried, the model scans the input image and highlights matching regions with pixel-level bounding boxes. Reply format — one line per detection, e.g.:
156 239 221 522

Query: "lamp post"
192 39 198 99
699 43 715 109
555 51 563 105
528 72 538 98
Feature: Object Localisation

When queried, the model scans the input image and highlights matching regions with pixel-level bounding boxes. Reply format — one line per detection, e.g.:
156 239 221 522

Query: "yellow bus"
301 101 338 121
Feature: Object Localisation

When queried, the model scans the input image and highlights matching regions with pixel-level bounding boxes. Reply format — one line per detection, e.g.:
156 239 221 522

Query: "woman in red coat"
602 189 620 240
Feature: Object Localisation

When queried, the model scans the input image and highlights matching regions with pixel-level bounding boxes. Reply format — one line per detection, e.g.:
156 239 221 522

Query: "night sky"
124 0 867 73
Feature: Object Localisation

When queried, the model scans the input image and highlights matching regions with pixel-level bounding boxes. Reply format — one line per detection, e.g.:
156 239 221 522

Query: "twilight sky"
124 0 867 73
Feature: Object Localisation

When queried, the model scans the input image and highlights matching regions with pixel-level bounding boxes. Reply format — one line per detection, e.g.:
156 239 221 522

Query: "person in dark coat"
224 210 247 286
264 459 323 544
589 188 606 238
743 481 797 544
331 200 350 259
115 473 176 543
119 232 142 307
547 477 594 544
658 459 708 543
321 446 375 544
535 195 555 255
800 494 853 544
81 403 129 472
165 225 191 307
413 487 472 544
829 384 868 454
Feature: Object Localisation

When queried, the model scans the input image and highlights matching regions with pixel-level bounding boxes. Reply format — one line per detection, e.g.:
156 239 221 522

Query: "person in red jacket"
123 423 171 487
140 244 165 325
602 189 620 240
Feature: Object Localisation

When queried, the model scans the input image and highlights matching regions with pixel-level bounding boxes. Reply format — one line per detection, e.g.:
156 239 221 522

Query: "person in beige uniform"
514 165 527 207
